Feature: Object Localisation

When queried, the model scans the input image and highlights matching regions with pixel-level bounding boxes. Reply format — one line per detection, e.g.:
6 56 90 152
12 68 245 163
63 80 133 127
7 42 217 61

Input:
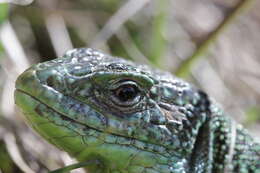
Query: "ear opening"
196 90 211 113
188 90 214 171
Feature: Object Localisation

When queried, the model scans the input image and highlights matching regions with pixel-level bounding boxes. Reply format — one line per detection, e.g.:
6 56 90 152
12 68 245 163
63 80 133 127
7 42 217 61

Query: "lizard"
14 48 260 173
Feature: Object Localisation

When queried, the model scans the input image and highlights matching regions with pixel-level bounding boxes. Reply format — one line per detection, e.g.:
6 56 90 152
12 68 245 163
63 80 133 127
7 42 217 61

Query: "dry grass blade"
3 133 34 173
0 21 30 73
45 13 73 57
90 0 150 48
175 0 256 78
0 0 33 5
115 26 151 65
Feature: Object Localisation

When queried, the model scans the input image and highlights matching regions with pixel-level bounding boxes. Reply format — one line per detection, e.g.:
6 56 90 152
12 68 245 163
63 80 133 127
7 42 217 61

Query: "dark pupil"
115 85 138 102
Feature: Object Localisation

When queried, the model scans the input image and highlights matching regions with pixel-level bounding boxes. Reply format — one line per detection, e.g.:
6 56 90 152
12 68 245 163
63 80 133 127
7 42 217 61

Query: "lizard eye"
114 84 139 102
111 81 141 106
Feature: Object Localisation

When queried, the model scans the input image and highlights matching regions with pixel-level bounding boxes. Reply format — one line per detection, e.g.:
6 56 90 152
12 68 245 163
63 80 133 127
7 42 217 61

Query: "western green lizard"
15 48 260 173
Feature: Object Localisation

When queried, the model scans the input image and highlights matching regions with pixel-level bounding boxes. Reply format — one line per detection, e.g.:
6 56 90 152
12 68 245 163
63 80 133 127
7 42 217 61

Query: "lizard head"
15 48 210 172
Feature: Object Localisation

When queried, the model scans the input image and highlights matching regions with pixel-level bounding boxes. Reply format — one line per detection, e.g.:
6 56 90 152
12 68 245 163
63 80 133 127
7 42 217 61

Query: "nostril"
45 75 66 93
46 76 56 88
46 76 54 87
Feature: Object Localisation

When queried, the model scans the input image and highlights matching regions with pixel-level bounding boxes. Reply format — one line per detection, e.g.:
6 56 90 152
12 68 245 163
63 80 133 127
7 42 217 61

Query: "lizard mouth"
15 88 103 133
15 88 169 158
15 87 129 139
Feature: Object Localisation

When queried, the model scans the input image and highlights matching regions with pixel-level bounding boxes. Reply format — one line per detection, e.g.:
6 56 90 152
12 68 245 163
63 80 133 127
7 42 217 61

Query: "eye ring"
110 81 142 107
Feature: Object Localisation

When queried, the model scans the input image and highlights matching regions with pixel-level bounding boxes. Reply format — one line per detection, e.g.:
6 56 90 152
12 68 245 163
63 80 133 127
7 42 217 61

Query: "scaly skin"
15 48 260 173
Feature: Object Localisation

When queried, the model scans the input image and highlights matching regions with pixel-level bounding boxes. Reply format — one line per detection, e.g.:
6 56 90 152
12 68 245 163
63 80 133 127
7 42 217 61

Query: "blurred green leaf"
148 1 168 67
49 160 100 173
244 106 260 126
0 3 8 25
0 140 21 173
0 41 3 54
0 3 8 55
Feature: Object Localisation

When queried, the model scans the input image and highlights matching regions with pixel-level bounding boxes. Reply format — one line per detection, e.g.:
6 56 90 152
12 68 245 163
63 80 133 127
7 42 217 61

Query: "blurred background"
0 0 259 172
